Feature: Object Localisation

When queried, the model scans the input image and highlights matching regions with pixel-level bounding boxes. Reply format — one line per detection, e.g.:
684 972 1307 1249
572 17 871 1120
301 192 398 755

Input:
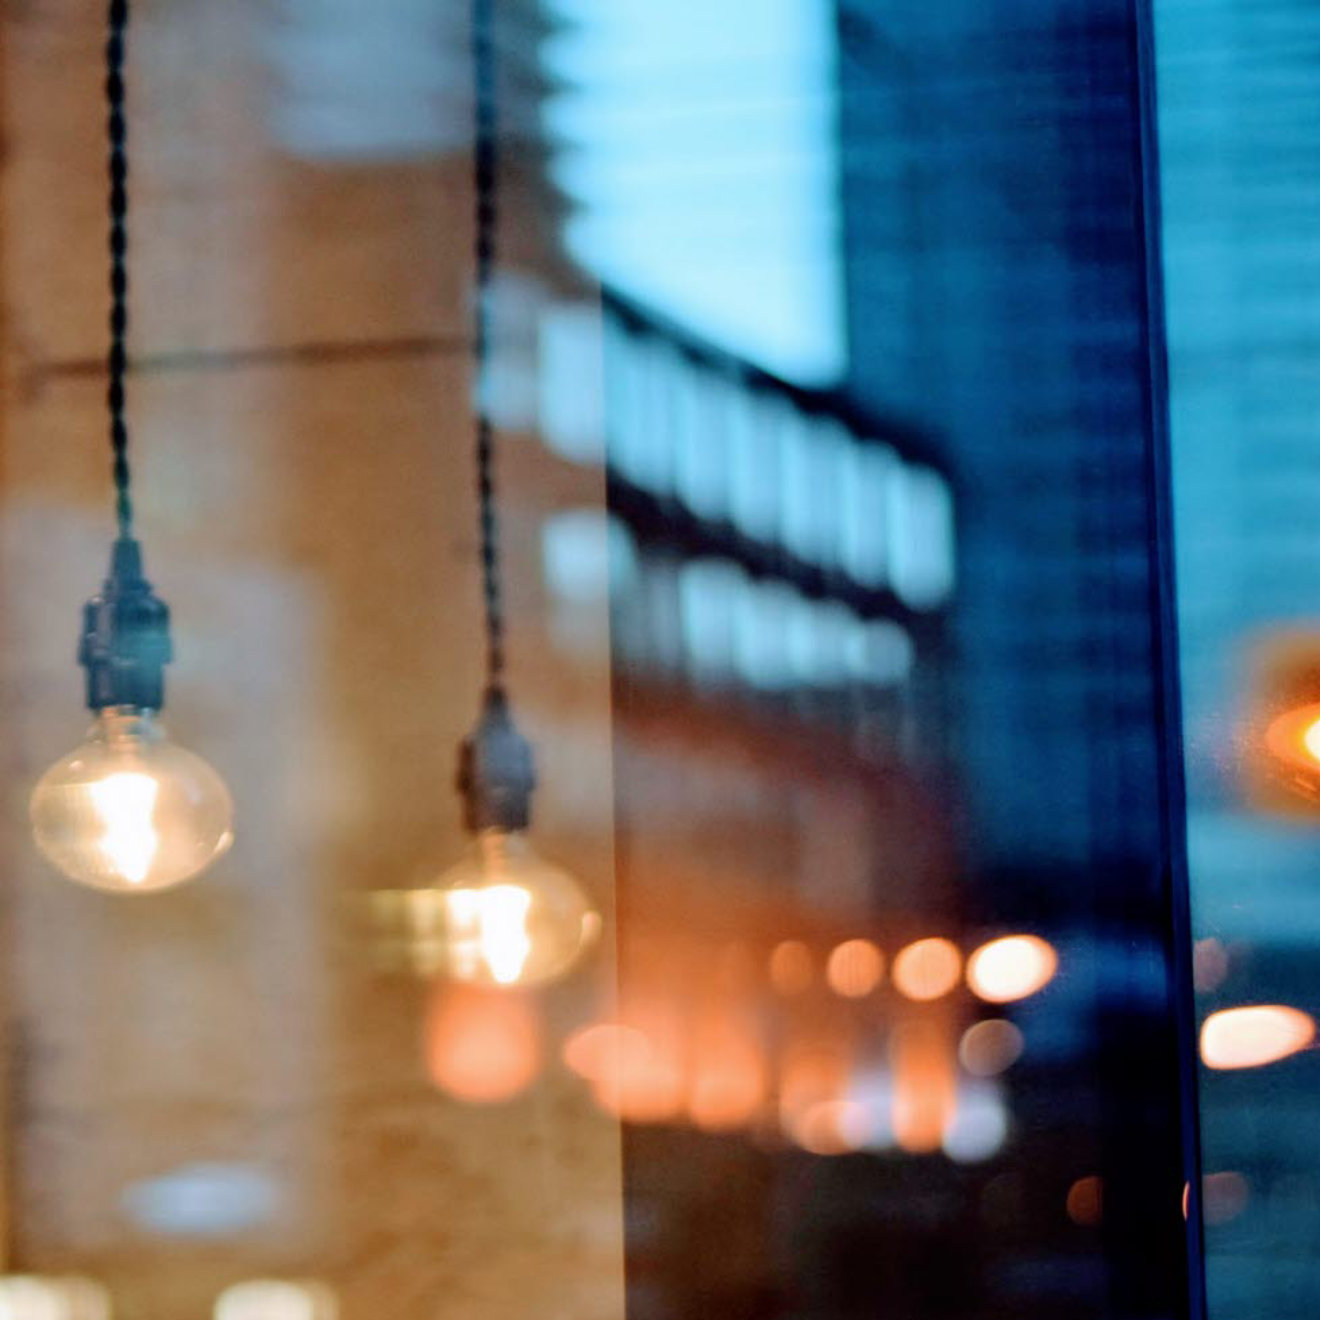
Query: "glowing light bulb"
30 708 233 893
88 771 159 883
437 829 599 987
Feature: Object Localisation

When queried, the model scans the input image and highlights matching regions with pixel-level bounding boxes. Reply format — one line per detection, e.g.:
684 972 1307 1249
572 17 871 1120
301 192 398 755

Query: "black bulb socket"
457 687 536 833
78 536 173 712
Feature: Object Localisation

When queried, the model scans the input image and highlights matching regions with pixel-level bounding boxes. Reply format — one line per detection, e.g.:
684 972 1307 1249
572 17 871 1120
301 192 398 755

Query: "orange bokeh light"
966 935 1058 1004
787 1100 871 1156
769 940 815 996
892 938 961 1002
588 1002 686 1123
1265 701 1320 772
826 939 884 998
1193 937 1230 993
1067 1175 1103 1227
1202 1171 1249 1225
426 982 542 1103
779 1035 853 1137
563 1022 652 1082
890 1020 956 1153
1200 1004 1315 1070
959 1019 1024 1077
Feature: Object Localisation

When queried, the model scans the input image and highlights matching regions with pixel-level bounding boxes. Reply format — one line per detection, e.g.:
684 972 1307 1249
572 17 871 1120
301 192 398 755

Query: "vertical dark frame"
1129 0 1207 1313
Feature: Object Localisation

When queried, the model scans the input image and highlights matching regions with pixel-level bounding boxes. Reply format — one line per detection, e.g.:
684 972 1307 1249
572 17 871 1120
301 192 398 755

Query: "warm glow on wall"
214 1281 338 1320
768 940 814 996
0 1277 109 1320
1199 1004 1315 1070
425 982 543 1102
825 939 884 998
966 935 1058 1004
890 1020 956 1153
892 938 961 1002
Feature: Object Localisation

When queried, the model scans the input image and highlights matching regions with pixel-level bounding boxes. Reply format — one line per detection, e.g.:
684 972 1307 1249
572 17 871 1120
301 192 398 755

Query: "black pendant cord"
470 0 505 698
107 0 134 539
456 0 537 835
76 0 174 716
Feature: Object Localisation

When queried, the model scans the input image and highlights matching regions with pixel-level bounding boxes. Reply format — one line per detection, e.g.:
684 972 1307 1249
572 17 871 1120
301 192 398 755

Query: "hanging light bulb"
31 707 233 895
373 0 599 989
30 542 234 894
367 707 598 986
369 696 598 986
437 828 598 987
434 691 598 988
29 3 233 895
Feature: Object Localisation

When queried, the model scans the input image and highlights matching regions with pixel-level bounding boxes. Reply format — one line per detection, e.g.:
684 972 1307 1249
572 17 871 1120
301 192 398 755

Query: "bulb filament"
446 884 533 985
88 770 160 885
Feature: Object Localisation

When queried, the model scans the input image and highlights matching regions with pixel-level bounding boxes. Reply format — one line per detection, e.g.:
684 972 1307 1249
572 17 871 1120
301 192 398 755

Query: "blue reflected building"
1158 0 1320 1314
539 1 1197 1318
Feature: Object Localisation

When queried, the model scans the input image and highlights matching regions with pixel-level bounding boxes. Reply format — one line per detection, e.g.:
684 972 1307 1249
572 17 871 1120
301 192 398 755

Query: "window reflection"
1159 0 1320 1309
0 0 1210 1316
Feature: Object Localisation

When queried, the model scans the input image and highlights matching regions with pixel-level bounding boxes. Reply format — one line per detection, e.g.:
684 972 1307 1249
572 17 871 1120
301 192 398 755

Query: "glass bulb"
30 707 233 893
438 829 600 987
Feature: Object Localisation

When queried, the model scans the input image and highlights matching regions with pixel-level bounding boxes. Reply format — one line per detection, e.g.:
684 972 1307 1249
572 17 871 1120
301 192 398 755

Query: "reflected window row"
539 304 956 613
